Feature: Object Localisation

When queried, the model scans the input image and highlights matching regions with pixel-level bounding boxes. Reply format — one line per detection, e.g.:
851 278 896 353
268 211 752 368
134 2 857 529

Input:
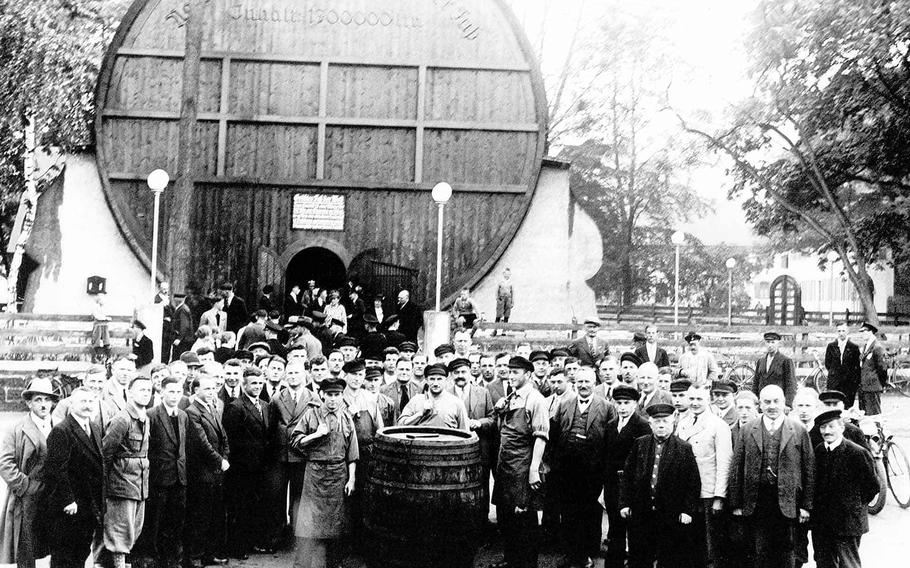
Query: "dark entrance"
769 275 802 326
286 247 347 292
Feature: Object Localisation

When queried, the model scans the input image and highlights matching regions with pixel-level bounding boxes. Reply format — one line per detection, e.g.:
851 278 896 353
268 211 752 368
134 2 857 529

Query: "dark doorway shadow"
286 247 346 292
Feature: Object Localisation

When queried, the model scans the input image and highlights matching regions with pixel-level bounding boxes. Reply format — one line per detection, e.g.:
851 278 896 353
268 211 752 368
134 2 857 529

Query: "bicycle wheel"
896 361 910 398
868 456 888 515
726 364 755 392
886 441 910 508
810 368 826 391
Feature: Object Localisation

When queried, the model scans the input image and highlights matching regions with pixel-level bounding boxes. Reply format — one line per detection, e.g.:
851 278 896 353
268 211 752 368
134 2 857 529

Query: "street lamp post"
671 231 685 327
827 251 839 325
726 257 736 326
147 169 170 300
431 182 453 311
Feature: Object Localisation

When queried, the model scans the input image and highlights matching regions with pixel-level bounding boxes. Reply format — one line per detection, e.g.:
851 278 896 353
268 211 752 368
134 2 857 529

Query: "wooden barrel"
365 426 485 568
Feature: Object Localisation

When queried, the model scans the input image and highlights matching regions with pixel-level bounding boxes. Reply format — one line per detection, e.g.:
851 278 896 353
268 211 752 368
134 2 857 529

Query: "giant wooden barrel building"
94 0 548 303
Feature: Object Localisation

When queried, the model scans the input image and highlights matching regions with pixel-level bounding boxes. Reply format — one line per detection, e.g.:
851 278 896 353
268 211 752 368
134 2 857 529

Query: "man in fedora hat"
752 331 797 408
858 322 888 416
0 378 58 568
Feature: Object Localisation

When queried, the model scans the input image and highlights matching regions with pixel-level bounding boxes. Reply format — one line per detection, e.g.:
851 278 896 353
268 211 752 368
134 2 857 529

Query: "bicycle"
860 416 910 514
796 351 826 392
886 355 910 398
719 352 755 391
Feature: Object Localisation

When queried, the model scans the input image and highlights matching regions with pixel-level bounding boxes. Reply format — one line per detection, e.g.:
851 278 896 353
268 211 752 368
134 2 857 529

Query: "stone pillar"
423 310 451 356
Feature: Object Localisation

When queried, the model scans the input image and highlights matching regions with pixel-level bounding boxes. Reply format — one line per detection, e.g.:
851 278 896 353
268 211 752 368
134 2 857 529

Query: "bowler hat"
507 356 534 373
336 335 359 348
632 332 647 343
363 314 379 325
180 351 204 367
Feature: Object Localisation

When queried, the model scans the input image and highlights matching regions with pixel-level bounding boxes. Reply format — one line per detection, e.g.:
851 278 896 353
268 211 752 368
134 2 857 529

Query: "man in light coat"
0 378 57 568
676 382 733 568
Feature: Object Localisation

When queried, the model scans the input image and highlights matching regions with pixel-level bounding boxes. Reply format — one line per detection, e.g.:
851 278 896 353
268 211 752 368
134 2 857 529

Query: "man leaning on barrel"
489 356 549 568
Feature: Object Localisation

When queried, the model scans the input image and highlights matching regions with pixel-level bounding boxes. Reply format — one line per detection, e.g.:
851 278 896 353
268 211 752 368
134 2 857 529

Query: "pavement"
2 394 909 568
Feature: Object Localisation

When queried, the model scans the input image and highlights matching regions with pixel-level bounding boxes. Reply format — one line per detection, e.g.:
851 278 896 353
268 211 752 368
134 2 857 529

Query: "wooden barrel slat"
366 426 486 568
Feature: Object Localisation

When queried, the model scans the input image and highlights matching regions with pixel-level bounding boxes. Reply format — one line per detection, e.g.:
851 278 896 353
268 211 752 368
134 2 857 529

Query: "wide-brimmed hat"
22 377 59 400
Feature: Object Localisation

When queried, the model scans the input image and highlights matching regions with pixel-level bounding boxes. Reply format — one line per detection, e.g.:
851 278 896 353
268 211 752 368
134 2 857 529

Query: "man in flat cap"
490 356 549 568
668 378 692 423
635 324 671 368
710 380 738 426
397 364 469 430
1 378 57 568
569 318 608 367
729 385 815 568
433 343 456 367
753 331 797 408
529 350 553 396
824 322 861 408
620 403 701 568
678 332 720 384
603 384 651 568
290 377 358 568
811 409 879 568
858 322 888 416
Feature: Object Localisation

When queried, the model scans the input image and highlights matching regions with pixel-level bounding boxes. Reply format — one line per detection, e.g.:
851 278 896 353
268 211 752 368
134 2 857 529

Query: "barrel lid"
378 426 477 444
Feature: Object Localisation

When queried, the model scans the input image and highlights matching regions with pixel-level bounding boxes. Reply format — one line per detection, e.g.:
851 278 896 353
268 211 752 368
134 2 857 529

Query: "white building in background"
750 252 895 317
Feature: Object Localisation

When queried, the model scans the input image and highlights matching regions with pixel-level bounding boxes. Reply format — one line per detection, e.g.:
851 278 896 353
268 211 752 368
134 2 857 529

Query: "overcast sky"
509 0 759 245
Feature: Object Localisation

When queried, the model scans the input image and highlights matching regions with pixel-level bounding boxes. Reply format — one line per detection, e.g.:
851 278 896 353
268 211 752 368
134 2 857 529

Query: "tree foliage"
0 0 130 250
682 0 910 323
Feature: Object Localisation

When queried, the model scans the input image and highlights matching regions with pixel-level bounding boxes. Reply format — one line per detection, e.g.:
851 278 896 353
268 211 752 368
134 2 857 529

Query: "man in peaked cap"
811 409 879 568
678 331 720 384
529 350 552 396
620 403 701 568
669 378 693 422
858 321 888 416
569 318 608 367
397 364 469 430
809 391 869 451
752 331 797 408
433 343 456 367
711 380 739 427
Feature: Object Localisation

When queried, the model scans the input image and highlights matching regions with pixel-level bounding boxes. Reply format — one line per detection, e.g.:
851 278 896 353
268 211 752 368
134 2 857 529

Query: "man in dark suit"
811 409 880 568
133 377 187 568
752 331 797 407
220 282 249 335
569 318 608 366
729 384 815 568
619 403 701 568
131 319 154 370
445 358 496 510
634 324 670 368
394 290 422 343
603 385 651 568
824 322 862 408
269 361 314 545
172 293 194 362
221 367 273 557
219 359 244 405
155 283 175 363
809 390 869 451
858 321 888 415
41 388 104 568
549 367 617 568
185 376 230 567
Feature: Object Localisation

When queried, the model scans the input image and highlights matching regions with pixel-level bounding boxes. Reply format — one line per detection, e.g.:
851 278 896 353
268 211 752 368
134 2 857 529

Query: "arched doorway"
769 275 802 326
286 247 347 292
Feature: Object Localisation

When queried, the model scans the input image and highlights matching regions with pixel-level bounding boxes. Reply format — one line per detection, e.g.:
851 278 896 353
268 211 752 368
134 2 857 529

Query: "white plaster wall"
471 164 603 323
25 153 149 316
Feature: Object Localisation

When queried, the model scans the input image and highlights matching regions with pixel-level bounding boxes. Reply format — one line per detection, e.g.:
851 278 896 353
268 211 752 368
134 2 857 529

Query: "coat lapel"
22 414 44 449
780 419 794 457
157 407 178 445
586 397 602 432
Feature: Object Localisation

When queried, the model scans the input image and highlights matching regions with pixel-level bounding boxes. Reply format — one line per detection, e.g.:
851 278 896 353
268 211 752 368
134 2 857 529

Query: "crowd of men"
0 282 891 568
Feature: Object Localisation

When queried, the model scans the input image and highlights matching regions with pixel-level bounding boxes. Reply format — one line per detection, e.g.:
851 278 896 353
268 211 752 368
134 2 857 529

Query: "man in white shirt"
678 332 720 383
398 364 469 430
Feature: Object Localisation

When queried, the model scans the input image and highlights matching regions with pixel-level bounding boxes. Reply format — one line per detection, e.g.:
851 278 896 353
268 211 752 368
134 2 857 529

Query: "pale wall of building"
750 252 894 314
24 153 149 315
471 161 602 323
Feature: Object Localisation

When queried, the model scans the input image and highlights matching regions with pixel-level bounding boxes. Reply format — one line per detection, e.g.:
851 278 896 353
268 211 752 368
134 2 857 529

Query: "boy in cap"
290 377 358 568
0 378 57 568
668 378 692 422
811 409 879 568
619 403 701 568
753 331 797 407
858 322 888 416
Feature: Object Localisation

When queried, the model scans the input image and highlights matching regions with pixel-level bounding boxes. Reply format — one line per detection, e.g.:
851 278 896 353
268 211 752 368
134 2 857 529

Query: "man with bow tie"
549 367 616 568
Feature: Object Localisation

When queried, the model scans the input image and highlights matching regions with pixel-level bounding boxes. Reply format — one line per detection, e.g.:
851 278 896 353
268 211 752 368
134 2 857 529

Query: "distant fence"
0 313 133 410
596 304 910 327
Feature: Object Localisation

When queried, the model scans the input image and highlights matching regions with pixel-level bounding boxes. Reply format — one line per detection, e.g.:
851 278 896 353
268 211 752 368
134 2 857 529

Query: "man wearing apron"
340 359 383 547
491 356 549 568
290 377 358 568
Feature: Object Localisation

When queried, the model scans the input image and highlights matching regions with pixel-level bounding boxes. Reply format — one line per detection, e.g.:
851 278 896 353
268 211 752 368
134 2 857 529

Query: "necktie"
506 383 513 396
254 400 262 418
216 313 221 327
400 384 410 411
693 413 698 425
83 422 91 437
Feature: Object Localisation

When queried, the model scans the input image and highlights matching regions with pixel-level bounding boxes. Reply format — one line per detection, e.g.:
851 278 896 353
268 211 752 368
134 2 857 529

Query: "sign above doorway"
292 193 345 231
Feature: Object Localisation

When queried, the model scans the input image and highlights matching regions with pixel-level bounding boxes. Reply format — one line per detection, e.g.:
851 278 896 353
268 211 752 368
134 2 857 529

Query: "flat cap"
711 380 737 394
434 344 456 357
646 403 676 418
763 331 782 341
507 356 534 373
318 378 347 392
336 335 359 348
819 390 847 404
398 341 418 353
448 358 470 372
670 378 693 392
342 359 365 374
529 350 550 362
583 318 601 327
424 364 448 378
619 352 642 367
549 348 570 358
612 384 640 401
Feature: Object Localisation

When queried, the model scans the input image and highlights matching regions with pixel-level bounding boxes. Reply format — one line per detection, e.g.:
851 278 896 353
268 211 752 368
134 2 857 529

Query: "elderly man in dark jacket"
40 387 105 568
102 376 153 568
619 403 701 568
811 409 880 568
729 385 815 568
